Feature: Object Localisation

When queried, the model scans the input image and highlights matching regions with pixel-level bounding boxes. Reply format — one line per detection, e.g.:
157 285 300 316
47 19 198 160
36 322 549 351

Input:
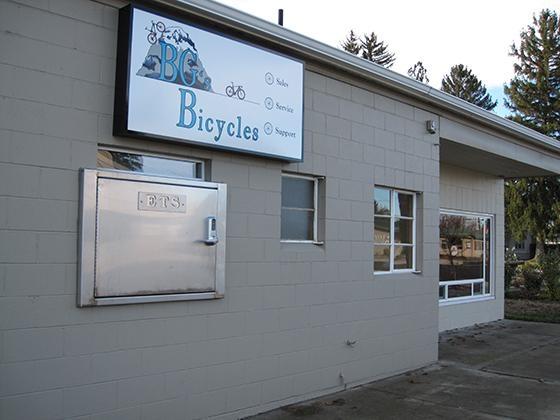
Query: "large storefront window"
439 211 492 302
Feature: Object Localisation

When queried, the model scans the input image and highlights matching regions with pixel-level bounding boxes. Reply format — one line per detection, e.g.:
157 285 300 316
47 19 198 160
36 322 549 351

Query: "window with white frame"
439 210 493 302
374 187 416 273
281 174 319 242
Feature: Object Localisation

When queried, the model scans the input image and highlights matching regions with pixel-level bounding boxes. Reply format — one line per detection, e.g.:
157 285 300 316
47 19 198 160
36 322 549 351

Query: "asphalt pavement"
249 320 560 419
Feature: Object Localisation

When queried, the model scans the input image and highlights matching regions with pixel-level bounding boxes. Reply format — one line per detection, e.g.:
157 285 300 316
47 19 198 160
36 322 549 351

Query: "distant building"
507 234 535 260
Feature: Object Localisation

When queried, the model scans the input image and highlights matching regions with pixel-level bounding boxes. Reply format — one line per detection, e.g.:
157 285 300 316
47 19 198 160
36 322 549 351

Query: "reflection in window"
448 284 472 298
473 282 483 295
374 245 391 272
374 187 416 273
97 149 203 179
439 212 492 301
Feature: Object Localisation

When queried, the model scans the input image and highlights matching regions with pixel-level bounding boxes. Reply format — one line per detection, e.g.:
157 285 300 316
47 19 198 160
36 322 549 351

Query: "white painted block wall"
0 0 441 418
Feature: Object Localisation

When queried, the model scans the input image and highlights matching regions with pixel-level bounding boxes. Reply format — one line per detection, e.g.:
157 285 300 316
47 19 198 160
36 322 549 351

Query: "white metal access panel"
78 169 226 306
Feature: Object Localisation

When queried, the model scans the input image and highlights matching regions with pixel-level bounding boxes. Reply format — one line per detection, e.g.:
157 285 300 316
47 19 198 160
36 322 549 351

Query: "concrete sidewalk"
249 320 560 419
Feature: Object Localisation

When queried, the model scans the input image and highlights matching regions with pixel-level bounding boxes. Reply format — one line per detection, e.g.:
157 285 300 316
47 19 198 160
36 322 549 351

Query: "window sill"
280 241 325 253
439 295 495 307
374 269 416 276
280 240 324 245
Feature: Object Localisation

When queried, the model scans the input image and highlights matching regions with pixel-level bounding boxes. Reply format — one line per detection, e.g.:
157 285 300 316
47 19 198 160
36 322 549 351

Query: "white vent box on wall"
77 169 226 306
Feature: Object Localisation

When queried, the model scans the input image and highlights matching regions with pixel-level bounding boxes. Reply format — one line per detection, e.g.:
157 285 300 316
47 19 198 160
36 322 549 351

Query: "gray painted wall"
439 163 505 331
0 0 445 418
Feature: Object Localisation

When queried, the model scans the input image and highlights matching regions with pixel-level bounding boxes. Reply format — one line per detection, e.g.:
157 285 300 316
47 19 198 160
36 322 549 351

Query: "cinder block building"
1 0 559 419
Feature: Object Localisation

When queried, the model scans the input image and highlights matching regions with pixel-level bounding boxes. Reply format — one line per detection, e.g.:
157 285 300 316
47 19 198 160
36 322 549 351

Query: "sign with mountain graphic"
114 6 304 161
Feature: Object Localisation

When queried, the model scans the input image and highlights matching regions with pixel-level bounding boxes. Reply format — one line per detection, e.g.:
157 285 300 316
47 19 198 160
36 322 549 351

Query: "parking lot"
252 320 560 419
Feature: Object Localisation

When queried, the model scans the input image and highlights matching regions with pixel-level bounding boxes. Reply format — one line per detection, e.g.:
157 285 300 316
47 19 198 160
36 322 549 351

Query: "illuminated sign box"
114 5 304 161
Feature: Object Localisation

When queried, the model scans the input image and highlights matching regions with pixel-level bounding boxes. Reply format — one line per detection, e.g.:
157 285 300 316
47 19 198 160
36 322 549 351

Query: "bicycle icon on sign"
145 20 199 52
225 82 246 100
145 20 166 45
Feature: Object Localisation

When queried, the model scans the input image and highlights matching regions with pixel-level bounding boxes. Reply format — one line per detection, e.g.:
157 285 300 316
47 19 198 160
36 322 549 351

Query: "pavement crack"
366 386 512 420
479 367 560 385
442 335 560 372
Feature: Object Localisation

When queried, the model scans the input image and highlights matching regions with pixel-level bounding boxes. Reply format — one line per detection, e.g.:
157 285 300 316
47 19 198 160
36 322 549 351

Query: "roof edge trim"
154 0 560 154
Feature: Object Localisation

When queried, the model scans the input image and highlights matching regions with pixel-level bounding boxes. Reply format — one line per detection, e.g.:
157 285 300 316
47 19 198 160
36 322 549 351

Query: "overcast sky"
215 0 560 116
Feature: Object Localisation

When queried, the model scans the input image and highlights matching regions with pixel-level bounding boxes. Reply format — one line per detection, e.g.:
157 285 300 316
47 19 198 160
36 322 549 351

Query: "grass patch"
505 298 560 323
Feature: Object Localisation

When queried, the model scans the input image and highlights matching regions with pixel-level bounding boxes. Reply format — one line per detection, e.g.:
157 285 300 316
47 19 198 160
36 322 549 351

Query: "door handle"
204 216 219 245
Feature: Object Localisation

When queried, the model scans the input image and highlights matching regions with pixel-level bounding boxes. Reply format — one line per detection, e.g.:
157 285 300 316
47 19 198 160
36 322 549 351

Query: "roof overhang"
147 0 560 174
440 117 559 177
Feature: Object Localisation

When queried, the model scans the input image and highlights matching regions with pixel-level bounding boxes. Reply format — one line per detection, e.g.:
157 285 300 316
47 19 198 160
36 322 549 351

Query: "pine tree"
504 9 560 257
360 32 395 68
408 61 429 83
341 30 361 55
441 64 497 110
505 177 560 257
340 30 396 68
504 9 560 138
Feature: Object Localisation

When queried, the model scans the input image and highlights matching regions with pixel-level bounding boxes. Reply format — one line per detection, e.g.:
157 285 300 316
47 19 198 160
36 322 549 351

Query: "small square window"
281 174 319 242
